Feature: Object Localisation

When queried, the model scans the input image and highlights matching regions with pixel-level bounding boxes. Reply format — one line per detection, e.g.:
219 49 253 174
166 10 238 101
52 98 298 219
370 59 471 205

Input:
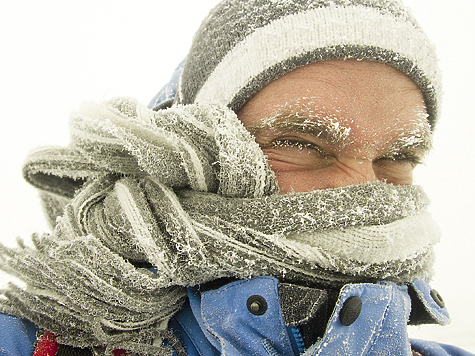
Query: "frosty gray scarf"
0 98 440 355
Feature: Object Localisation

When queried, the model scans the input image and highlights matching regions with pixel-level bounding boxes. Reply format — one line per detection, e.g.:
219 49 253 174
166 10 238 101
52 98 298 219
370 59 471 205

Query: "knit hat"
175 0 441 127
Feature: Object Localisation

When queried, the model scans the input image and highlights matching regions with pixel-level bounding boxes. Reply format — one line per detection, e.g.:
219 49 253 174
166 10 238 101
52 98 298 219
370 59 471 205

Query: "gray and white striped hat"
176 0 441 127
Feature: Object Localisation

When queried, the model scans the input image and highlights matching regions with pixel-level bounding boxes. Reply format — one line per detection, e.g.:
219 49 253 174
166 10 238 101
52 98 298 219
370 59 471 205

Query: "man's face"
237 59 431 194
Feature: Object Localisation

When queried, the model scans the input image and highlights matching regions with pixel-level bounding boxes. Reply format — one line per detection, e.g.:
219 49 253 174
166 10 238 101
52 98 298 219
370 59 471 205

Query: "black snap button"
430 289 445 308
247 295 268 315
339 296 362 326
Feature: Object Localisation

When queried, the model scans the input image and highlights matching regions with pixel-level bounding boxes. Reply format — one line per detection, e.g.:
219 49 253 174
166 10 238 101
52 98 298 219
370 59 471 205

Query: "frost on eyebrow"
246 100 352 149
245 97 433 162
384 111 433 159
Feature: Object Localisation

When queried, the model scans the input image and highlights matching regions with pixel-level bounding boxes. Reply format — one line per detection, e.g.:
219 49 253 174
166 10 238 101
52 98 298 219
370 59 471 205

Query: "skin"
237 59 432 194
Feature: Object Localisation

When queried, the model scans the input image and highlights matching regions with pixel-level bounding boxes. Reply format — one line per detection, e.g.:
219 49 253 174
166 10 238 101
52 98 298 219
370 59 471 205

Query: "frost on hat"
176 0 441 127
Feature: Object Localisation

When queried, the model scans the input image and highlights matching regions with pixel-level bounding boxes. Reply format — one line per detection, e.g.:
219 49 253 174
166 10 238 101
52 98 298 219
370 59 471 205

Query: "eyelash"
263 138 424 166
379 152 424 166
267 139 331 157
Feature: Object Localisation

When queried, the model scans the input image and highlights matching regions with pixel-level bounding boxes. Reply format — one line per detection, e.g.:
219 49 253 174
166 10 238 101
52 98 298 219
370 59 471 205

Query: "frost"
247 97 353 150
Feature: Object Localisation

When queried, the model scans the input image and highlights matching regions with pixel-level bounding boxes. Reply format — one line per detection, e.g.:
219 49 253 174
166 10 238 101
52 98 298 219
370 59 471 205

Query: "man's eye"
378 152 424 167
257 138 334 169
267 139 330 157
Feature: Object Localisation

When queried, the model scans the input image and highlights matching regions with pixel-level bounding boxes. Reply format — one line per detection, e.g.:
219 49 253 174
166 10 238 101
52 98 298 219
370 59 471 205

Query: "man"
0 0 472 355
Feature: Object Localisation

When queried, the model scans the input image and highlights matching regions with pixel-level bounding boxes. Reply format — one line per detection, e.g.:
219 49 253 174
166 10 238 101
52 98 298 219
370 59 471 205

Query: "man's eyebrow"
246 110 352 148
246 109 433 158
386 124 433 154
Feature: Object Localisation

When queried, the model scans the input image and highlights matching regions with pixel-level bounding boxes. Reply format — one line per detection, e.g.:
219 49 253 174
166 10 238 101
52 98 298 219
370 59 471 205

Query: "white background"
1 0 474 352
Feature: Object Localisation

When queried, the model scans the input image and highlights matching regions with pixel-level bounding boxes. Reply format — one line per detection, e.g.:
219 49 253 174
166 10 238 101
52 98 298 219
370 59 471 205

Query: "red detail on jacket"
33 331 128 356
33 331 59 356
112 349 128 356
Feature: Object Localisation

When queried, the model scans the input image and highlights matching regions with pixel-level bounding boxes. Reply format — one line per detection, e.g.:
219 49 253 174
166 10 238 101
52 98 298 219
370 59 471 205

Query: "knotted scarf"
0 98 440 355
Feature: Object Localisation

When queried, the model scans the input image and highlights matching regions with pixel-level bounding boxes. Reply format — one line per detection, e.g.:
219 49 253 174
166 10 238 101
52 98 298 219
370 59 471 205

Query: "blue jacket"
169 277 472 356
1 277 473 356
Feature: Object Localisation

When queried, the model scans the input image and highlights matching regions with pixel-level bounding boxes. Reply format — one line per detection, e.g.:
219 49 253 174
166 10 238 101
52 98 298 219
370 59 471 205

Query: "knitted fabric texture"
0 98 440 355
176 0 441 127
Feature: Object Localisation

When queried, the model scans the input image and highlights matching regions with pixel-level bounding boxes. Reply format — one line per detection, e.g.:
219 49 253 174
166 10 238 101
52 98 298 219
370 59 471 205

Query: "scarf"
0 98 440 355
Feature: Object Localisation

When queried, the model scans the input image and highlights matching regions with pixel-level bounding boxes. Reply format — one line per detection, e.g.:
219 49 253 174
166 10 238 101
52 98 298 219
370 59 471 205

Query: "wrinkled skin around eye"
237 59 431 194
259 138 422 191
